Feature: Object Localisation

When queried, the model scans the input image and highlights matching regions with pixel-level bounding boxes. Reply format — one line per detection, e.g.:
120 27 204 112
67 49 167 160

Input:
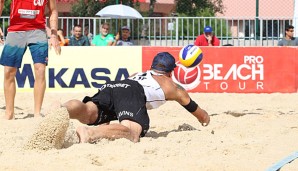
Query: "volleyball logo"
172 62 201 90
179 44 203 68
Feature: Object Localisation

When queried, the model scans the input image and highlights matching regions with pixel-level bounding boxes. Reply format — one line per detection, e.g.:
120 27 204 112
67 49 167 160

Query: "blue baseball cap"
204 26 213 33
151 52 176 72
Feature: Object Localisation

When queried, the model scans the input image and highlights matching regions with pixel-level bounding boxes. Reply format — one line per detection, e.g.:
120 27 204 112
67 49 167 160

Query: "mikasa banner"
0 46 297 93
142 47 298 93
0 46 142 92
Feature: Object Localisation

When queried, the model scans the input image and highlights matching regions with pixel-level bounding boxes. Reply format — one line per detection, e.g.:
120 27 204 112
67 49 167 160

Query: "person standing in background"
194 26 220 46
84 25 93 45
278 25 298 46
58 28 68 46
115 26 134 46
0 0 61 119
68 25 90 46
91 23 115 46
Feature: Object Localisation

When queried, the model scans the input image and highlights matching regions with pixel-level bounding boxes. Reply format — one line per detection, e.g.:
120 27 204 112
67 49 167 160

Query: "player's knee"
120 120 142 142
63 99 81 112
34 65 46 74
4 68 17 79
85 102 98 115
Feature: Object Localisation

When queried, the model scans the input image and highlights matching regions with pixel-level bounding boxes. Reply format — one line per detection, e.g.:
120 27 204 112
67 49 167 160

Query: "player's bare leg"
33 63 46 117
76 120 142 143
62 100 98 124
3 66 17 120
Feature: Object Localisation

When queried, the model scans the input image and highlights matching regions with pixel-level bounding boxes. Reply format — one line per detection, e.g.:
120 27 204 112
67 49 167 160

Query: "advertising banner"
0 46 142 92
0 46 297 93
142 47 297 93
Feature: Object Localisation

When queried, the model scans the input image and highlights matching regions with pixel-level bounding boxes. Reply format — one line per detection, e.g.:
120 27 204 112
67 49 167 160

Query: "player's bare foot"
34 114 43 118
76 126 90 143
3 113 14 120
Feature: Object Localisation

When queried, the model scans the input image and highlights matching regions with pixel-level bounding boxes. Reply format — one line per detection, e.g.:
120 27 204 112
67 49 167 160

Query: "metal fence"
0 16 297 46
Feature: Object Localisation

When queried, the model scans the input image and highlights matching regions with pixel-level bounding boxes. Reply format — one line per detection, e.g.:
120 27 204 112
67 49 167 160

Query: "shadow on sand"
145 123 199 139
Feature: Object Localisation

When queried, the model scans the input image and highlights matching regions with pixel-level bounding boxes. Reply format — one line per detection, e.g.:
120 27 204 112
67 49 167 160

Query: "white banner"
0 46 142 92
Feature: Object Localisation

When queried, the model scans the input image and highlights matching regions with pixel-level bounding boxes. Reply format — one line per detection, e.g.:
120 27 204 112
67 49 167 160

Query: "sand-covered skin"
0 92 297 170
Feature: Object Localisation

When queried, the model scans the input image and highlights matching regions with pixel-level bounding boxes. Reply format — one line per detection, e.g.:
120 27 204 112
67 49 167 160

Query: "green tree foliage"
148 0 156 16
2 0 11 16
173 1 228 38
1 0 11 34
174 8 230 39
175 0 224 17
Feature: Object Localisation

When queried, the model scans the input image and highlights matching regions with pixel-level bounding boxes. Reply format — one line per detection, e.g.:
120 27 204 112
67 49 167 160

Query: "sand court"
0 92 297 170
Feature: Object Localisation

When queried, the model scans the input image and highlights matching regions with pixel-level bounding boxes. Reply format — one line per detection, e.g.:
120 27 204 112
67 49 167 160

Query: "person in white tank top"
40 52 210 143
129 70 166 109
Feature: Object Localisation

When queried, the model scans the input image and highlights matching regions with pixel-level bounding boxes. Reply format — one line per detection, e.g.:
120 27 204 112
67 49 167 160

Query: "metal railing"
0 16 297 46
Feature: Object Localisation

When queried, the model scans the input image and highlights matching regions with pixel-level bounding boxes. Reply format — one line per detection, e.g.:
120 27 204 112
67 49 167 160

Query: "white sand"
24 107 70 150
0 92 297 171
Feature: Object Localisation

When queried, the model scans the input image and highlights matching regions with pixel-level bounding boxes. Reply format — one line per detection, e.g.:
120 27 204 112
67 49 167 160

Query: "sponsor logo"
172 55 264 91
172 63 201 90
16 64 130 88
18 9 40 15
99 83 131 91
118 110 134 118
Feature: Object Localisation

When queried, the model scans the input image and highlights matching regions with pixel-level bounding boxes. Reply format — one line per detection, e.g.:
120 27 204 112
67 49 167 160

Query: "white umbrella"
96 4 143 19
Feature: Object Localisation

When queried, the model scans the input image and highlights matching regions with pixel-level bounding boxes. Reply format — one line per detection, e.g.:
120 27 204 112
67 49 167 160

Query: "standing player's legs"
3 66 17 119
33 63 46 117
28 30 48 117
0 32 27 119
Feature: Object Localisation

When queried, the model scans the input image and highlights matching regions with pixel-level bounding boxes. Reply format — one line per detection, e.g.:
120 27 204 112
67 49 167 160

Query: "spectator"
91 23 115 46
58 28 69 46
84 25 93 44
115 26 134 46
194 26 220 46
69 25 90 46
0 27 4 45
278 25 298 46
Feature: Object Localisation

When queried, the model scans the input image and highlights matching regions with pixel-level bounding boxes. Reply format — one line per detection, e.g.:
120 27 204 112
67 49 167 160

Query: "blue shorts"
0 29 48 68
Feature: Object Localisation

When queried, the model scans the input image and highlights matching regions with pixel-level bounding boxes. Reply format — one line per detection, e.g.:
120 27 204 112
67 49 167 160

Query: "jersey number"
34 0 45 6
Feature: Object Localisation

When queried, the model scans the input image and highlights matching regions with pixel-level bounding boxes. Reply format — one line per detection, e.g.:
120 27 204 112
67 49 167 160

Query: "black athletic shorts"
82 79 149 137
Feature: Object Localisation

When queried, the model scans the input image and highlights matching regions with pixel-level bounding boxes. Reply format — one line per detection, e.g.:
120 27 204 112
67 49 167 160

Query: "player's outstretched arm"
174 84 210 126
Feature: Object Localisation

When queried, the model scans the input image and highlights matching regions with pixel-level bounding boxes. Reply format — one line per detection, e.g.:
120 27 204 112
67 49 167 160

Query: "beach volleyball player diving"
54 51 210 143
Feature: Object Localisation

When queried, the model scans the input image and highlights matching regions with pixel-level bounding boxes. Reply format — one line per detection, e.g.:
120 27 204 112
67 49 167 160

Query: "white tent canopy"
96 4 143 19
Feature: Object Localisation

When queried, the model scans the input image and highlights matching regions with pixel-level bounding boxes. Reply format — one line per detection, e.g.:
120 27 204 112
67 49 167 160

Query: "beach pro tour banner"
142 47 298 93
0 46 297 93
0 46 142 92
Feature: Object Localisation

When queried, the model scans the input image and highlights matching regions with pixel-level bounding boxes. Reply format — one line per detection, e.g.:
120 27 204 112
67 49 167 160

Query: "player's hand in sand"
198 109 210 127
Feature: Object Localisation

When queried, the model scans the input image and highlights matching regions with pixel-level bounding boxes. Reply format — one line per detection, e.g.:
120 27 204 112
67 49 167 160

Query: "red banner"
142 47 297 93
